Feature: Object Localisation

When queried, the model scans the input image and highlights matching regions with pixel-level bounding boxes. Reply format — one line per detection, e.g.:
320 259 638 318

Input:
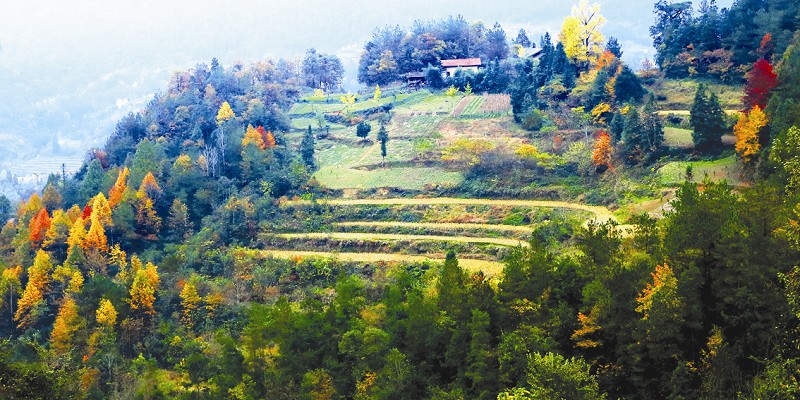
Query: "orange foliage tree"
28 208 52 245
84 214 108 253
108 167 130 208
592 130 614 172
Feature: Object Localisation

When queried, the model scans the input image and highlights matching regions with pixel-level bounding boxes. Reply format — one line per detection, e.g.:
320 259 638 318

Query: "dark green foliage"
609 109 625 142
80 159 105 203
621 99 664 164
613 65 645 104
301 125 316 169
356 121 372 140
0 195 11 222
605 37 622 58
302 48 344 90
378 124 389 160
424 64 446 89
514 29 532 48
690 84 726 153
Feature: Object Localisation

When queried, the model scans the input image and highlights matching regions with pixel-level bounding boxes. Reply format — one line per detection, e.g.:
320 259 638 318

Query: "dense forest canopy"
1 1 800 399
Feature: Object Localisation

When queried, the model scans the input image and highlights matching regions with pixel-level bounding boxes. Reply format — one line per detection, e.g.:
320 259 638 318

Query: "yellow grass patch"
274 232 528 247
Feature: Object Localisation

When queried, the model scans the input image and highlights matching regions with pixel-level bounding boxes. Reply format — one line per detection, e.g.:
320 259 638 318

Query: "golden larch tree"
84 214 108 253
180 280 201 327
129 262 159 317
91 193 113 228
96 298 118 329
138 172 161 200
734 105 768 163
50 296 82 355
15 250 53 329
216 101 235 125
67 217 87 250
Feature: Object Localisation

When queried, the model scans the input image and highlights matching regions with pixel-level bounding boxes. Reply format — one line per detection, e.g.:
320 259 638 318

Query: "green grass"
658 155 741 186
663 127 694 148
290 117 345 131
399 93 460 115
650 79 743 110
314 165 463 190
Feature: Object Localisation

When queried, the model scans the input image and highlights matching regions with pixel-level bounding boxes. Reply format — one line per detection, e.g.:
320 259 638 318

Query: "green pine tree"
301 125 316 169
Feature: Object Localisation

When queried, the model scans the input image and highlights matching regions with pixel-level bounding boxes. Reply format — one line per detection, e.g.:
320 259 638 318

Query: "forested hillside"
1 1 799 399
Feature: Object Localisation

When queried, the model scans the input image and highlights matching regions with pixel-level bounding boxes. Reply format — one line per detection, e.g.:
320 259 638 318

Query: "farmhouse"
405 71 426 90
441 58 482 78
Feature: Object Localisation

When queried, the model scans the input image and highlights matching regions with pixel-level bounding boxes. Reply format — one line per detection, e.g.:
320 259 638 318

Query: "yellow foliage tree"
18 193 43 224
15 250 53 329
441 139 495 166
67 217 87 250
734 105 768 163
130 262 159 317
559 0 606 65
373 85 381 100
96 298 118 329
91 193 113 228
216 101 235 126
180 280 201 327
50 296 82 355
172 154 193 176
84 214 108 253
108 167 130 208
636 264 682 321
43 209 72 249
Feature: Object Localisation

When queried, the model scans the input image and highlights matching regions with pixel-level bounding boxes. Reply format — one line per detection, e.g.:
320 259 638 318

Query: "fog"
0 0 733 183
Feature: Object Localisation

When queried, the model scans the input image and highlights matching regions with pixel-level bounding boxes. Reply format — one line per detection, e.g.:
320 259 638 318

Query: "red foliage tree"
743 58 778 111
82 205 92 220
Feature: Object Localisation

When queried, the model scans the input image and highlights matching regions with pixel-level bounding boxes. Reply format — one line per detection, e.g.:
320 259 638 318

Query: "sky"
0 0 735 177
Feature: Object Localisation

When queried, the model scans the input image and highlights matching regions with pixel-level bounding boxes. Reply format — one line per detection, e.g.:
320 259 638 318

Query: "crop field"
480 94 512 114
658 155 742 186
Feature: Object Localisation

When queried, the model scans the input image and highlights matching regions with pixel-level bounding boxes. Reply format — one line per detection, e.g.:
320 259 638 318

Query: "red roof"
441 58 482 68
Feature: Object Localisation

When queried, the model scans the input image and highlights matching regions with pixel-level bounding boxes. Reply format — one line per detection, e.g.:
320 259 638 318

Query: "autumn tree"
28 208 51 245
129 262 159 317
96 298 118 329
242 124 266 149
743 58 778 111
559 0 606 68
108 167 130 208
592 131 613 172
41 184 63 212
67 217 87 251
734 105 768 163
84 213 108 253
91 193 113 228
15 250 53 329
50 296 83 355
43 209 72 251
216 101 236 173
134 191 162 241
180 280 201 328
138 172 161 201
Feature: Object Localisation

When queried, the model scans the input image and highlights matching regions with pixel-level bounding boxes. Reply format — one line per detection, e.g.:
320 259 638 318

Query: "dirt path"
334 221 533 233
291 197 617 225
274 232 528 247
261 249 505 277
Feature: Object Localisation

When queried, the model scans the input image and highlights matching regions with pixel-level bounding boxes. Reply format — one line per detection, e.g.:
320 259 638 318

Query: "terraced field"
262 197 619 276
